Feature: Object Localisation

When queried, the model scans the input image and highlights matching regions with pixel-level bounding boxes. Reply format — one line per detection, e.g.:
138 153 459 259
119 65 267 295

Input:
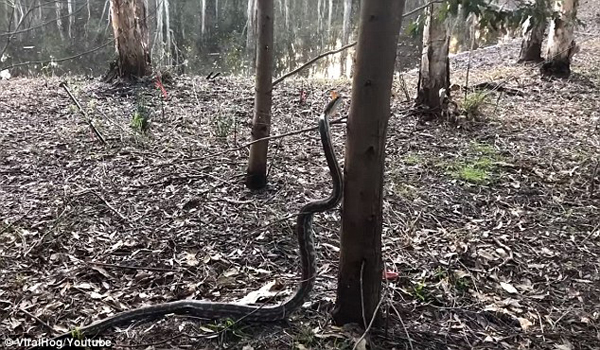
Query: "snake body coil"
45 98 343 341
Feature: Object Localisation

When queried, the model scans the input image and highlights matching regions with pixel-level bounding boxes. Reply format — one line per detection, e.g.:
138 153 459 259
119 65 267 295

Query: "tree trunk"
327 0 333 35
542 0 578 77
246 0 257 64
67 0 73 38
245 0 274 190
332 0 405 326
55 0 65 41
416 3 451 115
201 0 206 35
340 0 352 77
518 16 547 63
109 0 152 79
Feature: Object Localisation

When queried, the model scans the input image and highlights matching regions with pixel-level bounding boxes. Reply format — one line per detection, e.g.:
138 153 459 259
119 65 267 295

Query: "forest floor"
2 15 600 350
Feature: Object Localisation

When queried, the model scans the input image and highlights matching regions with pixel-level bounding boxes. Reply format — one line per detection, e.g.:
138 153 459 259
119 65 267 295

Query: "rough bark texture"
109 0 151 79
332 0 405 326
245 0 274 190
542 0 578 77
416 3 451 113
519 17 547 63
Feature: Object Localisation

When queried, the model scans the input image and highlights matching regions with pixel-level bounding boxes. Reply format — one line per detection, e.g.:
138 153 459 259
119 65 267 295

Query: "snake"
42 96 344 342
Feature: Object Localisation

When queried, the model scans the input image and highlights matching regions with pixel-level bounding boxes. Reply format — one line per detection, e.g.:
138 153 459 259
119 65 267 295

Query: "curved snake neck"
50 100 343 340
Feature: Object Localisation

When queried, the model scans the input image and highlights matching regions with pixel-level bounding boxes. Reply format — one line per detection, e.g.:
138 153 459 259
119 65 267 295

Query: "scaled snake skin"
42 96 344 342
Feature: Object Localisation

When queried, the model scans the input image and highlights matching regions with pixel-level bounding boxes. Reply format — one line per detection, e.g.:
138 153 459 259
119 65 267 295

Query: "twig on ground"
59 82 107 145
87 261 180 273
19 308 55 334
0 209 31 235
388 302 415 350
352 287 387 350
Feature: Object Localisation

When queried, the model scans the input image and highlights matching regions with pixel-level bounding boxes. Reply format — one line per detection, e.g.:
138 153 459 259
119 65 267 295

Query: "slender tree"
542 0 579 77
245 0 274 190
340 0 352 77
416 2 451 116
109 0 152 79
333 0 406 325
55 0 65 41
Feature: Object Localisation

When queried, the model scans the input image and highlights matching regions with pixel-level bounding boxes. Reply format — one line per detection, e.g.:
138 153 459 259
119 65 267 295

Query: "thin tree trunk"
165 0 171 64
67 0 73 38
215 0 219 22
284 0 289 29
518 16 546 63
109 0 152 79
153 0 164 63
201 0 206 35
542 0 578 77
416 3 451 114
55 0 65 40
340 0 352 77
246 0 274 190
327 0 332 35
332 0 406 326
317 0 322 31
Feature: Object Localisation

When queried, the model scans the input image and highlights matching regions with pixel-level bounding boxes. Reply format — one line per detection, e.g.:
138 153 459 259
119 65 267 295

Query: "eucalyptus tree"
518 0 550 63
109 0 152 79
333 0 406 325
542 0 579 77
416 2 453 114
245 0 274 190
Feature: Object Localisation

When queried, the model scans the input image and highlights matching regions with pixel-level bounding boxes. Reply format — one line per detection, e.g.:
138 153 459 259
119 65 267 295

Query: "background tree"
109 0 151 79
340 0 353 77
518 0 550 62
542 0 579 77
333 0 406 325
416 2 452 116
245 0 274 190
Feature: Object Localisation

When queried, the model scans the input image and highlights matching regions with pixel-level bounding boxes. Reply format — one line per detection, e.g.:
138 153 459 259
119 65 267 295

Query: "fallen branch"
59 82 107 145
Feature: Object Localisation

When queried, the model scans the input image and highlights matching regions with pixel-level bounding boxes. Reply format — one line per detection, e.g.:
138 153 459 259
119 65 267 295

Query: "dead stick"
88 261 179 273
59 82 107 145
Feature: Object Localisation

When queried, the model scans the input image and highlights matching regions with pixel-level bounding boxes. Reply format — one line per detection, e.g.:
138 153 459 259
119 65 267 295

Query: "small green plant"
131 94 151 134
412 281 429 302
461 91 488 117
206 318 248 339
295 325 316 347
70 327 84 340
404 154 423 166
212 113 234 138
447 156 498 184
454 276 471 293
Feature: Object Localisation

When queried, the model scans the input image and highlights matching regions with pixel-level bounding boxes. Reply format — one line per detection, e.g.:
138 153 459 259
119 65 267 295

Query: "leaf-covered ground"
2 17 600 350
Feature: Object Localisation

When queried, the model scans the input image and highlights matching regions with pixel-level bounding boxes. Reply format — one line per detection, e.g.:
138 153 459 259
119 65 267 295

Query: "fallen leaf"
500 282 518 294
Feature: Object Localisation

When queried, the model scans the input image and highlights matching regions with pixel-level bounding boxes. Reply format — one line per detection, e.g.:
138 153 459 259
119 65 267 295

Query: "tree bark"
245 0 274 190
542 0 578 77
518 16 547 63
416 3 451 114
332 0 405 326
109 0 152 79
